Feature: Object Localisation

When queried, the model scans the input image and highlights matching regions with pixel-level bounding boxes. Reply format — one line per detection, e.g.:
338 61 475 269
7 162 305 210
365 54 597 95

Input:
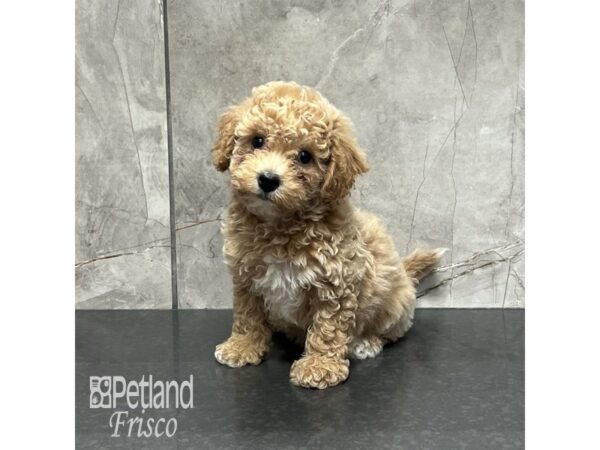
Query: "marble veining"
76 0 524 309
169 0 525 308
75 0 171 308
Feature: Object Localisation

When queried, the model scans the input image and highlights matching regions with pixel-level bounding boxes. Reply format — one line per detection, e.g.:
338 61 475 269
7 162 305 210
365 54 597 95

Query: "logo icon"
89 376 112 408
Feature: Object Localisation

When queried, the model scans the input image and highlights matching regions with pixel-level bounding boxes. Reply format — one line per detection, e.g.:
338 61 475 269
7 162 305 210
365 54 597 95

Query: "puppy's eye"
251 135 265 149
298 150 312 164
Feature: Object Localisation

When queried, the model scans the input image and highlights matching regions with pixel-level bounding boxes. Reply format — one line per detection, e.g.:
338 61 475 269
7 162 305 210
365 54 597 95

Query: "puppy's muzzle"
257 172 280 193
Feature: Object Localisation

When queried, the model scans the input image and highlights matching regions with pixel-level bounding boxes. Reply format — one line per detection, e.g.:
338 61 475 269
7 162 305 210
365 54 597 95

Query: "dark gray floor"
76 309 524 449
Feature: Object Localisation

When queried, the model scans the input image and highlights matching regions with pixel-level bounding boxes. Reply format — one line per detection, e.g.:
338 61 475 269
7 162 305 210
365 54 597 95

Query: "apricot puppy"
213 81 442 389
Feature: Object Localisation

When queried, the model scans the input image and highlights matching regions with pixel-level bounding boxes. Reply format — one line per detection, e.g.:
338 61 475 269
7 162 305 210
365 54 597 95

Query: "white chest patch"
251 258 316 327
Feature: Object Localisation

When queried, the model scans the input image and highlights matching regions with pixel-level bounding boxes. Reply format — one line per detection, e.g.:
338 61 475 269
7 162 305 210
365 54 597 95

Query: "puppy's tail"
403 248 446 281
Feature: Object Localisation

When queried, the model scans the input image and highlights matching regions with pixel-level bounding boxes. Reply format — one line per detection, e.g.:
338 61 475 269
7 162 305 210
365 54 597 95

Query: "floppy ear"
212 106 240 172
322 116 369 200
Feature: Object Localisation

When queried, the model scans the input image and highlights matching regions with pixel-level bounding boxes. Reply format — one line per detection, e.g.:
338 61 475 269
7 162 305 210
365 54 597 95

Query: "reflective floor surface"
76 309 524 449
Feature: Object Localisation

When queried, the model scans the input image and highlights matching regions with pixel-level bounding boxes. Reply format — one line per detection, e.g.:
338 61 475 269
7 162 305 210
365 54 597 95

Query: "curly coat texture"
212 81 443 389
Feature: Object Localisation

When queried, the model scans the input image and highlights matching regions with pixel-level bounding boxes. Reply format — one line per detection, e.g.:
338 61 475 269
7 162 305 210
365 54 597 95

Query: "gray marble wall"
76 0 524 309
75 0 172 308
169 0 524 309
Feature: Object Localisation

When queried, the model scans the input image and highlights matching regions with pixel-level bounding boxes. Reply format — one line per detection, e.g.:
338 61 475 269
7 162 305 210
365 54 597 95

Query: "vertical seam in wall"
162 0 178 310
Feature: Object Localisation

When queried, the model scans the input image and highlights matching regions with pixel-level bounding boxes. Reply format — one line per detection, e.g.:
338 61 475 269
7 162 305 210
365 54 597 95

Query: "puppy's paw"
348 336 384 360
289 355 350 389
214 335 268 368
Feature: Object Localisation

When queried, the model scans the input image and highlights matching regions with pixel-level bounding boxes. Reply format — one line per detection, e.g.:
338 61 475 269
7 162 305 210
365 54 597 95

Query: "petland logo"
89 375 194 438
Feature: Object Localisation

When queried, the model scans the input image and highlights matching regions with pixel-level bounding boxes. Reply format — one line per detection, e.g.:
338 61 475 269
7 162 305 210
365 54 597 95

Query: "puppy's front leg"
215 282 271 368
290 289 356 389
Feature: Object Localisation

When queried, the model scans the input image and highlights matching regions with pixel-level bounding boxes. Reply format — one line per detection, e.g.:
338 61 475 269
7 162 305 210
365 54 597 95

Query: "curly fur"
212 81 443 389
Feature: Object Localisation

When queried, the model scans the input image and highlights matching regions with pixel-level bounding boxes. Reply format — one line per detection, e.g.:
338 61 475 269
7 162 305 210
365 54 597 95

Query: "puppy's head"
212 81 368 219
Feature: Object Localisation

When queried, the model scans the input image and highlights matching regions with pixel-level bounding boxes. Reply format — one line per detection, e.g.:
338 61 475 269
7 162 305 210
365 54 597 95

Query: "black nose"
257 172 280 193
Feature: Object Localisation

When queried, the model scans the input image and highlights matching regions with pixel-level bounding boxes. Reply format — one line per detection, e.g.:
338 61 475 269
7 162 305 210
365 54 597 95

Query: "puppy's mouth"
256 191 272 201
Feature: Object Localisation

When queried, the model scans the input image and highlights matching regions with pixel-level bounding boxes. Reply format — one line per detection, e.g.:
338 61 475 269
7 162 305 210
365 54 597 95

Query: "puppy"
212 81 443 389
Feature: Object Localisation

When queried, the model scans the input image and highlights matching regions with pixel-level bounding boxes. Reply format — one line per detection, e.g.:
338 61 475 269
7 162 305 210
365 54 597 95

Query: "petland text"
89 375 194 438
